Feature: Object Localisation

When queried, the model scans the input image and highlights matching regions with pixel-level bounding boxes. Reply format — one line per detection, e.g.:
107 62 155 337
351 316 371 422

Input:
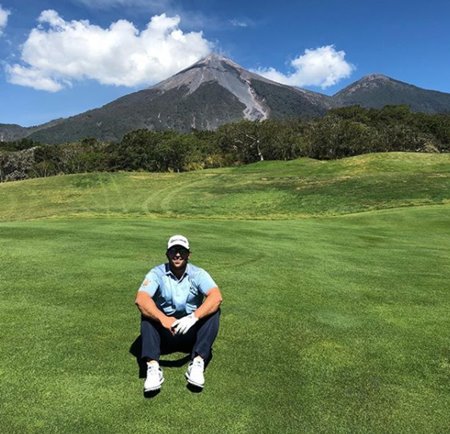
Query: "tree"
216 120 265 164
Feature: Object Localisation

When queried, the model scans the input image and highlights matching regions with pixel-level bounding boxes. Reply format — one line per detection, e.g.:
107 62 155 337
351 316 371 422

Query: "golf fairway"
0 153 449 432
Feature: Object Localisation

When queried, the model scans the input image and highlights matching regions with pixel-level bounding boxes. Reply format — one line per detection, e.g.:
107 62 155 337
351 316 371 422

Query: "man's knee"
199 308 221 325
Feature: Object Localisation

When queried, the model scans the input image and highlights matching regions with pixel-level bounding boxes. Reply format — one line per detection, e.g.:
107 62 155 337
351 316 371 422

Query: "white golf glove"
172 313 198 335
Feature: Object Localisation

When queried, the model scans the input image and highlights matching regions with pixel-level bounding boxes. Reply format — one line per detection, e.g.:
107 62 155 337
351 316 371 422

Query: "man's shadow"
129 335 191 376
130 335 208 395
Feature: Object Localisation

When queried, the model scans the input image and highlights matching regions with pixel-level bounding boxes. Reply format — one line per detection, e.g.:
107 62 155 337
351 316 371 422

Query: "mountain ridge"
1 54 450 143
333 73 450 111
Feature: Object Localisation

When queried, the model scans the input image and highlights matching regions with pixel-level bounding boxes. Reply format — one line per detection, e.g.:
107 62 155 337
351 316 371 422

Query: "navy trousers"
140 310 220 362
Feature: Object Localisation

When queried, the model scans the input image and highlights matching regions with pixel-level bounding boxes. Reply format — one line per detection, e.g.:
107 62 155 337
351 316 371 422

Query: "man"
135 235 222 392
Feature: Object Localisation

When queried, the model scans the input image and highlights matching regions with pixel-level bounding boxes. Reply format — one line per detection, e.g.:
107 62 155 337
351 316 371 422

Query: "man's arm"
135 291 176 331
171 287 223 335
195 287 223 319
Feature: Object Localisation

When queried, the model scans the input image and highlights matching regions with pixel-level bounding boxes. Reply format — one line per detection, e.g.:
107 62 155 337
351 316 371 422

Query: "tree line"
1 105 449 182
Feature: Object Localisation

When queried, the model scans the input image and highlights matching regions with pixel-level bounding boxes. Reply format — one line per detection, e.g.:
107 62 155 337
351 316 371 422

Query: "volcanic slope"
28 54 331 144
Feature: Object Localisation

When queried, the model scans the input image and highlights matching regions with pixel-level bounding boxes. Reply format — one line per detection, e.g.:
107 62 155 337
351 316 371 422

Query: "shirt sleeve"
138 271 160 297
196 269 218 295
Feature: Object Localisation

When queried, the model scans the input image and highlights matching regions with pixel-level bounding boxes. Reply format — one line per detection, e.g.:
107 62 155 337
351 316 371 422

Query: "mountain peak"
349 73 395 88
175 52 246 76
154 53 273 121
361 73 391 81
334 73 397 97
333 71 450 113
195 53 237 67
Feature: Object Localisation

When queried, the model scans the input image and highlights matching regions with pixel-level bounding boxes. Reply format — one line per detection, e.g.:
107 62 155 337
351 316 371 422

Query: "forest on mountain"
1 105 449 182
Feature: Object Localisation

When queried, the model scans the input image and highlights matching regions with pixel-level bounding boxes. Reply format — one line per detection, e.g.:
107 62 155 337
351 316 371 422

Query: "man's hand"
161 316 176 333
172 313 198 335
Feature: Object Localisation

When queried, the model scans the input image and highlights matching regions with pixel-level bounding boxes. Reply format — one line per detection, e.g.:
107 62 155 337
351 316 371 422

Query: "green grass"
0 152 449 220
0 153 449 433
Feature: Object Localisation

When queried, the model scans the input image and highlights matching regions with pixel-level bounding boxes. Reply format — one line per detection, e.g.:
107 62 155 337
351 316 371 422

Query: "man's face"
167 246 190 270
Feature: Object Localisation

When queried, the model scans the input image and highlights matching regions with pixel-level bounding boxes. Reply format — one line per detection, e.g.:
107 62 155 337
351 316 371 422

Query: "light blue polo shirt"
138 263 217 317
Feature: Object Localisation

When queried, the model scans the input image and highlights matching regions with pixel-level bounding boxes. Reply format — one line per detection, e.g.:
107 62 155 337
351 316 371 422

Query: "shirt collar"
165 262 190 280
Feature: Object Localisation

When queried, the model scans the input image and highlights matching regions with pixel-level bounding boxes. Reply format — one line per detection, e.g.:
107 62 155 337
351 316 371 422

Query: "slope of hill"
333 74 450 113
0 124 30 142
28 54 330 144
0 153 448 221
0 118 65 142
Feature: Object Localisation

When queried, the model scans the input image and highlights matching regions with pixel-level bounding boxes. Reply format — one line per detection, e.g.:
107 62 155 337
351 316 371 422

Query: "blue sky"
0 0 449 127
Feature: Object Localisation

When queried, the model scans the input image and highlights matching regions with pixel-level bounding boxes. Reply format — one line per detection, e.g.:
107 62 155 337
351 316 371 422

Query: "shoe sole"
185 374 204 388
144 378 164 392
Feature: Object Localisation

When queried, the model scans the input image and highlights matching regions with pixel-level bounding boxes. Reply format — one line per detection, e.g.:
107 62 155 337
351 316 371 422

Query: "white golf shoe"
144 362 164 392
185 357 205 388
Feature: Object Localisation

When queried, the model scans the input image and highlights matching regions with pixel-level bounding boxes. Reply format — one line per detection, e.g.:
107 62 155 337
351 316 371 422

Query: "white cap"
167 234 190 250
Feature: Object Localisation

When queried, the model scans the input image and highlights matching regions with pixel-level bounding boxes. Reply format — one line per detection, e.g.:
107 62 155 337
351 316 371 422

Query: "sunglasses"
167 247 190 258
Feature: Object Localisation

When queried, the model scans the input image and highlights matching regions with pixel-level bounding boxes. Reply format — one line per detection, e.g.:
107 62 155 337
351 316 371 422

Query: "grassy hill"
0 152 449 221
0 152 449 433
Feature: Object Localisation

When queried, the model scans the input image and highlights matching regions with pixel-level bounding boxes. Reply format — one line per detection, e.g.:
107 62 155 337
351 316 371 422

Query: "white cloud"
229 19 249 28
6 10 213 92
5 64 65 92
74 0 171 9
254 45 355 89
0 5 10 35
